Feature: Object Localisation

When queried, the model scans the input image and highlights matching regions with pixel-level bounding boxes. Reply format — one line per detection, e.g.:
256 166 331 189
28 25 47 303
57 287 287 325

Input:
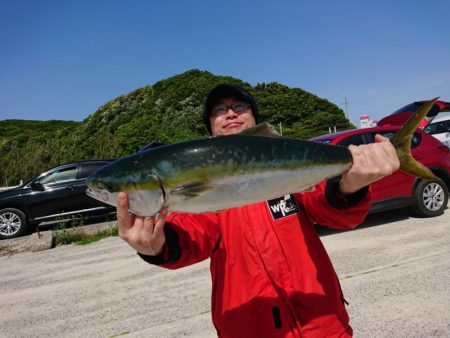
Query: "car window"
79 163 109 179
377 131 396 140
376 131 422 148
337 134 367 147
39 167 78 185
424 120 450 135
337 131 422 148
313 139 333 144
443 120 450 132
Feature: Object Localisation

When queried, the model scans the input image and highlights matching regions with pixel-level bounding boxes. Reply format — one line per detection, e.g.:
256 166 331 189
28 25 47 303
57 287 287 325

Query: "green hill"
0 69 354 186
0 120 80 185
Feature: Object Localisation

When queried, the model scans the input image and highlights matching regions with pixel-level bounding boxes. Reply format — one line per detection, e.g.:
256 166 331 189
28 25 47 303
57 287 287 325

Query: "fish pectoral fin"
239 122 281 137
170 181 212 197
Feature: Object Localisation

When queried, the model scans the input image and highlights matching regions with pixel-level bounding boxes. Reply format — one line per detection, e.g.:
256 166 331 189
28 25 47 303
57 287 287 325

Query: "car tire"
411 180 449 217
0 208 28 240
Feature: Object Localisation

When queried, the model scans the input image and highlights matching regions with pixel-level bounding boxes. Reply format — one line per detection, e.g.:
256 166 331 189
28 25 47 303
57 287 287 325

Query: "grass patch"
54 219 118 246
0 246 10 254
55 226 87 245
76 227 118 245
0 245 19 256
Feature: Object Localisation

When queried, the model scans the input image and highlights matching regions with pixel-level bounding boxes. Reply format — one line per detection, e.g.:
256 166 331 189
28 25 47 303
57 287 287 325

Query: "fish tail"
390 98 439 181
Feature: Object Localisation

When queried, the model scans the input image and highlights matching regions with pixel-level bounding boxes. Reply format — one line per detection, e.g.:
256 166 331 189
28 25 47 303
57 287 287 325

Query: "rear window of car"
79 162 110 179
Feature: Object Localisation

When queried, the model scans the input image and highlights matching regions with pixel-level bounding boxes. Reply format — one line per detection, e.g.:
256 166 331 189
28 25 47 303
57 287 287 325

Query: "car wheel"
0 208 28 240
412 180 449 217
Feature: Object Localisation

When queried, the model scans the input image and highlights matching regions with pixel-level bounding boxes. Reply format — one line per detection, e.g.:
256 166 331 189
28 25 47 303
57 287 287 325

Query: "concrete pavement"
0 207 449 337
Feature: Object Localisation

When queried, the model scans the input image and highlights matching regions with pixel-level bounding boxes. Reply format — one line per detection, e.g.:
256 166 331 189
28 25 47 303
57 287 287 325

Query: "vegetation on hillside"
0 120 80 185
0 69 354 186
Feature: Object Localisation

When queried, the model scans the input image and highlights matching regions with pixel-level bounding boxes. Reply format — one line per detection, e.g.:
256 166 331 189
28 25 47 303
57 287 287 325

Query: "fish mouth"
86 188 98 200
86 188 111 203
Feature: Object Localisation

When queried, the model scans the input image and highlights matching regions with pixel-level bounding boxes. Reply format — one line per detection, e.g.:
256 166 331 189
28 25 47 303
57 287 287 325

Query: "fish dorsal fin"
238 122 281 137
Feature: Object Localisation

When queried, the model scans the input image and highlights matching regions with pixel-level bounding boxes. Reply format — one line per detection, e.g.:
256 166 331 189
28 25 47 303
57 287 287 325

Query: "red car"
310 126 450 217
377 100 450 128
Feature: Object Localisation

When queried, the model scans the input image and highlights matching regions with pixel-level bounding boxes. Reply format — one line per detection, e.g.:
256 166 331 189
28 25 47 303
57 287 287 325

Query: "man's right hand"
117 192 168 256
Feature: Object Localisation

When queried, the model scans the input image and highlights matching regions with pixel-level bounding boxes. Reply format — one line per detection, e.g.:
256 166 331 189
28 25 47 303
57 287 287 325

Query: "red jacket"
140 179 371 337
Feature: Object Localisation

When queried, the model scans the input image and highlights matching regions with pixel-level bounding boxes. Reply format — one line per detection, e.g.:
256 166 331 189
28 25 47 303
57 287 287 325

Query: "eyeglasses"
211 102 250 117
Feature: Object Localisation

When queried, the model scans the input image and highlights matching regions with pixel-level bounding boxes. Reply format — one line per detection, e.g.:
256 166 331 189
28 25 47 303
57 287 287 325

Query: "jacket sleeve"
296 176 371 230
138 212 221 269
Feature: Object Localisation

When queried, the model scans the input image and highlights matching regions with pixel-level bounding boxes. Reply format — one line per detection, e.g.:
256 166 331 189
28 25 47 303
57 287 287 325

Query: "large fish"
86 99 438 216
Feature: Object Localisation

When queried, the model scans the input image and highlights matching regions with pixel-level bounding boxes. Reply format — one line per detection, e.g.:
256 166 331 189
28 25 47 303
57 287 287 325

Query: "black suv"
0 160 116 240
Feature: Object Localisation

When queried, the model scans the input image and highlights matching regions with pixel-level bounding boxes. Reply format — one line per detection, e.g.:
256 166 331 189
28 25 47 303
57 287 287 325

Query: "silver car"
424 112 450 148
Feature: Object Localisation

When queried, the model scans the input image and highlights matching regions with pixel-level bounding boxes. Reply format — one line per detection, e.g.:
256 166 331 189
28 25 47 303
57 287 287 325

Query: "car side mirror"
31 181 45 191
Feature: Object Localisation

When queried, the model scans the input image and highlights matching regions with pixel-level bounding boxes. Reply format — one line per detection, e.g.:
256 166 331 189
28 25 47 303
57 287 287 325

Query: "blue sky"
1 0 449 126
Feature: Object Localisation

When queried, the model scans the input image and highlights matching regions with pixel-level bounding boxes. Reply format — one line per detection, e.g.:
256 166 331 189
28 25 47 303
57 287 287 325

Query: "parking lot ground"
0 206 449 337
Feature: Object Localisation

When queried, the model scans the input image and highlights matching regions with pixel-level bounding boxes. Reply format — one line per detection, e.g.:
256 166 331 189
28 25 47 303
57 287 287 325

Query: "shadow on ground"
316 208 418 237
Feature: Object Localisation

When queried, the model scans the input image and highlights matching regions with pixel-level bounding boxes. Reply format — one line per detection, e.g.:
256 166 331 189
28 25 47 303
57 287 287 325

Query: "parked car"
377 100 450 128
310 126 450 217
0 160 116 240
423 112 450 148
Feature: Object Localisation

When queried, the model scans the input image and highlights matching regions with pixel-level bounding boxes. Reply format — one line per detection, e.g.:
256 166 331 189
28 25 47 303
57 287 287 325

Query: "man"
117 84 399 337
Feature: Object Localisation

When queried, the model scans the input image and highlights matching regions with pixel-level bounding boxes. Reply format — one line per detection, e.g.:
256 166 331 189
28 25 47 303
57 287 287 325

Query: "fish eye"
94 182 106 190
106 182 116 192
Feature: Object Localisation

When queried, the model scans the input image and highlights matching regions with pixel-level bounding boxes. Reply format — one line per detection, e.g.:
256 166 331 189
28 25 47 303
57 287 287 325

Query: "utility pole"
343 96 349 119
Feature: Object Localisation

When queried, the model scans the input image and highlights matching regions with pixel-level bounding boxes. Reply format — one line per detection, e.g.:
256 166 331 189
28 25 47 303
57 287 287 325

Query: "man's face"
209 97 256 136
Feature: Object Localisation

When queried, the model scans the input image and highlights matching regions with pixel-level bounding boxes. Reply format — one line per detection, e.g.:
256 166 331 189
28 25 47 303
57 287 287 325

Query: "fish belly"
167 163 350 213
